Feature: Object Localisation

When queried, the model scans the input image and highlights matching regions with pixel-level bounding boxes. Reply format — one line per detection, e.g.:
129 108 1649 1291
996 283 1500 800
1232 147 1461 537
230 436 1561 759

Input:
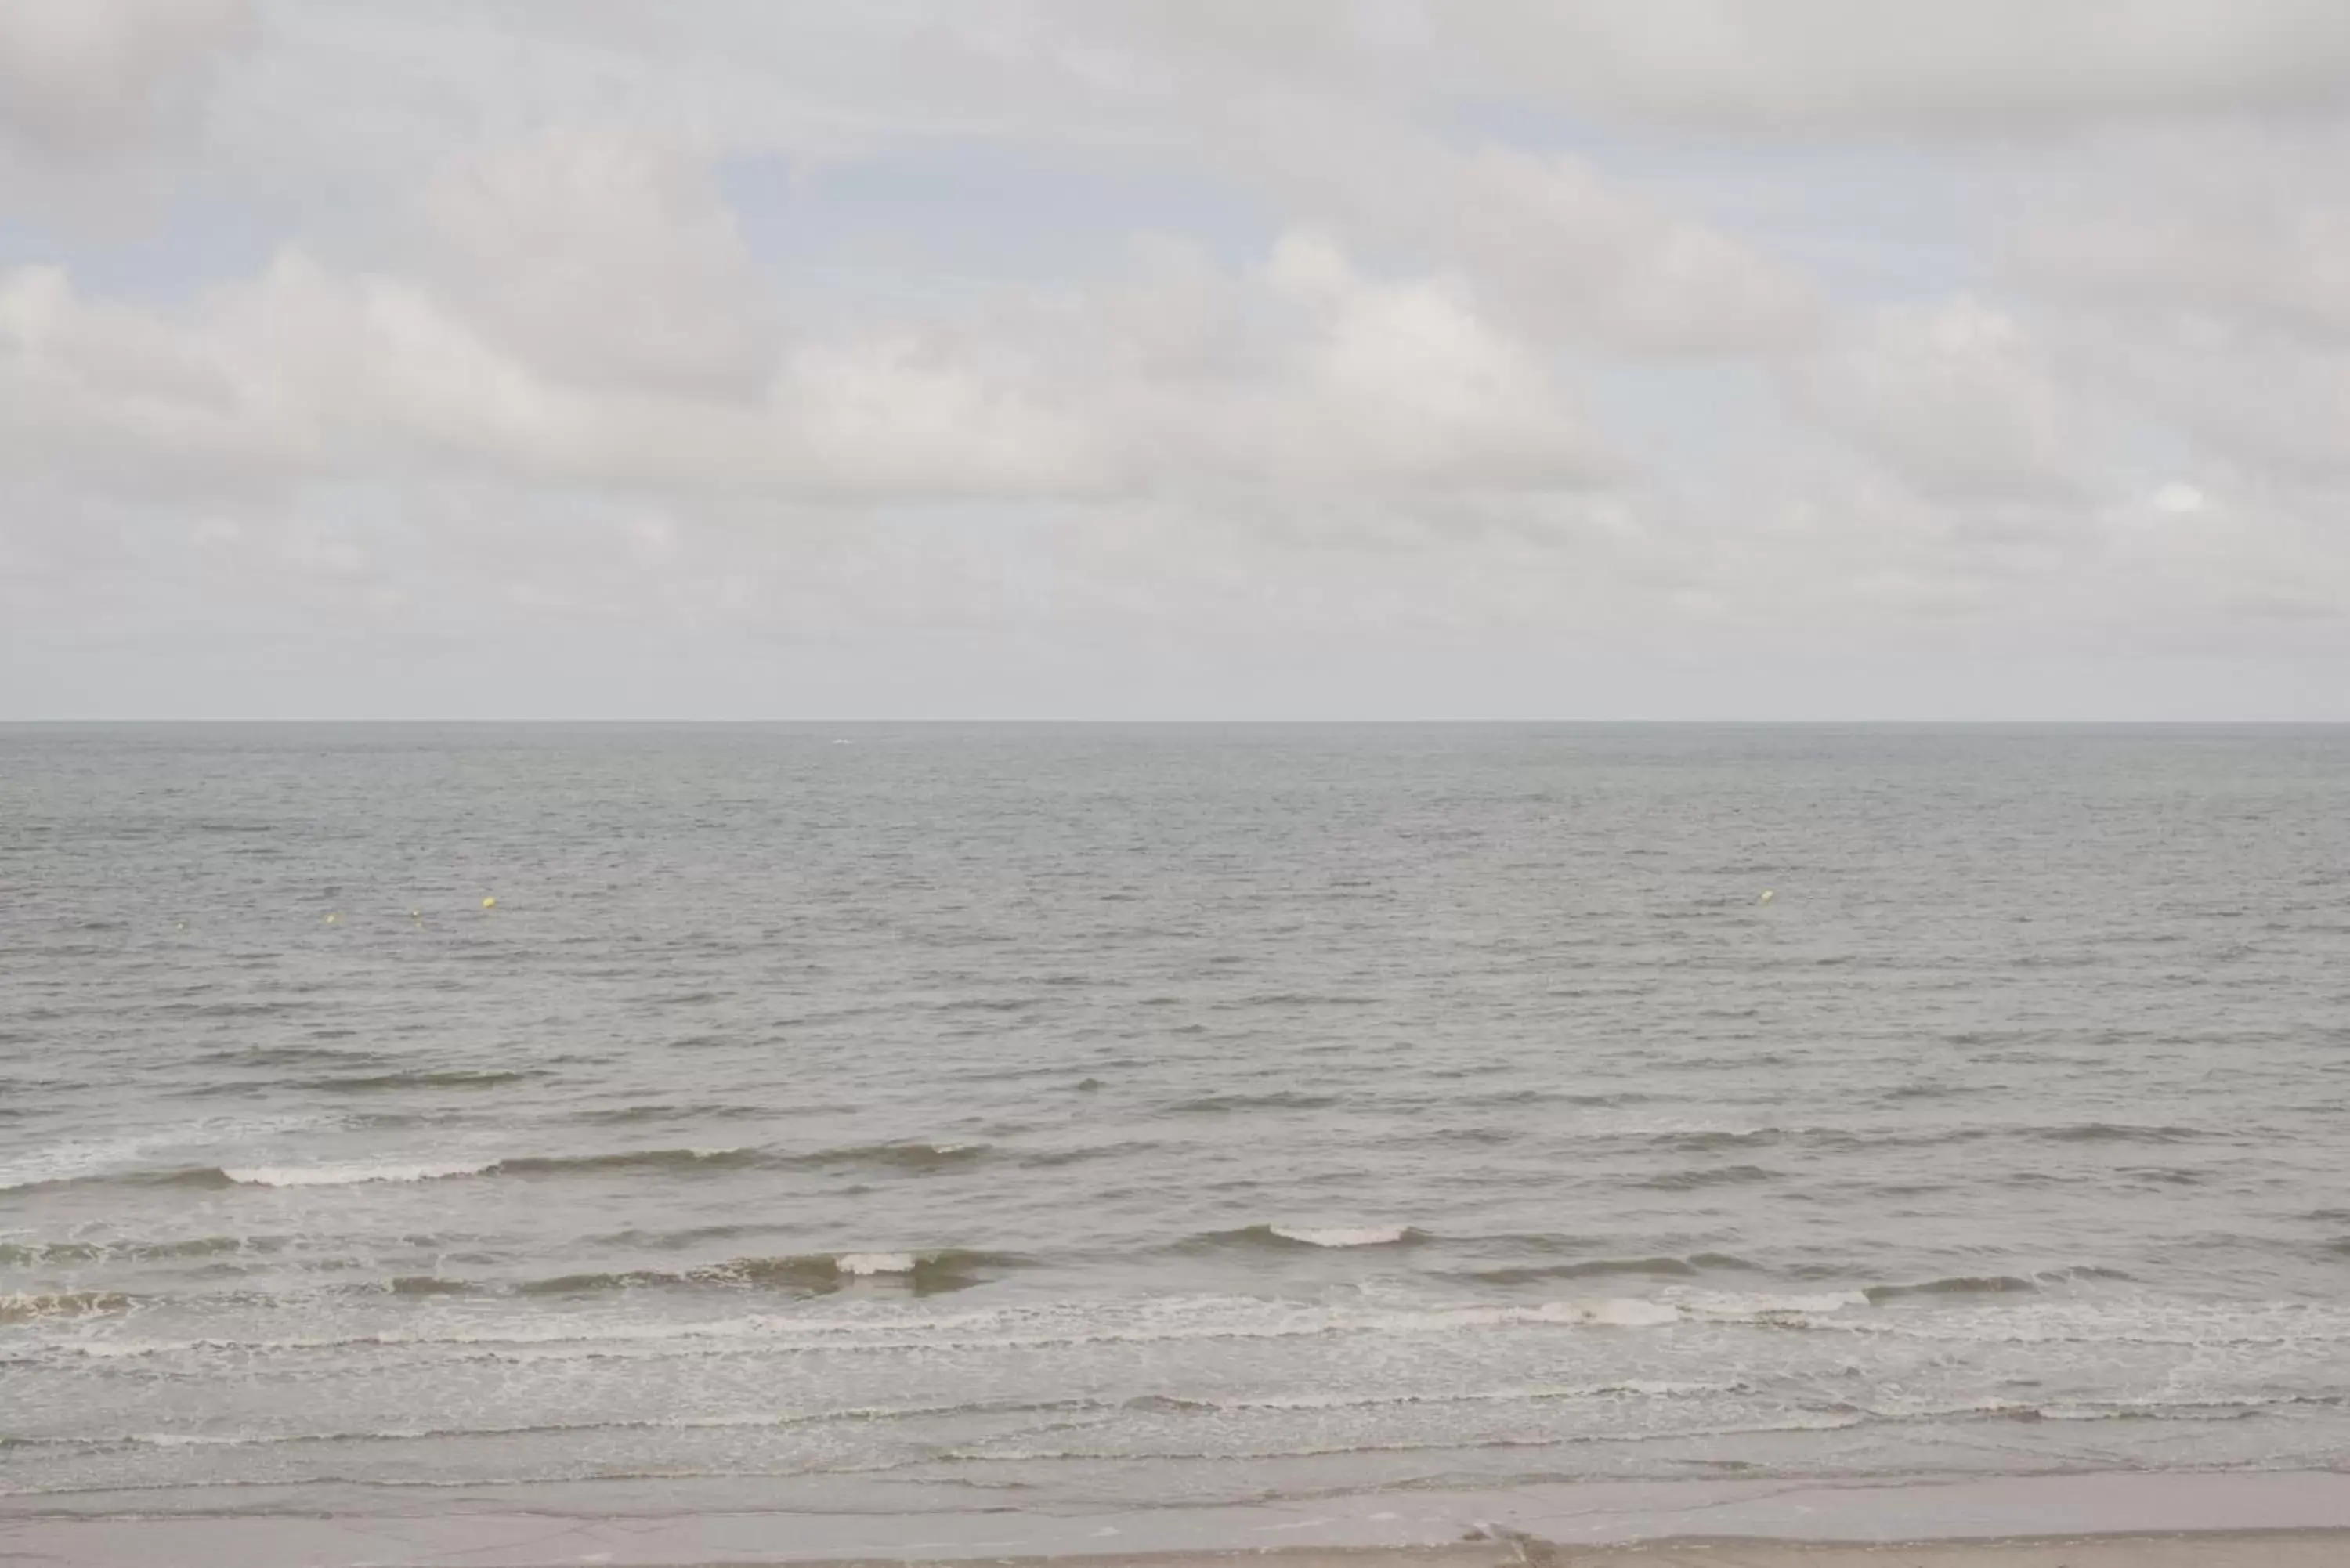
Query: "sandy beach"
971 1545 2348 1567
966 1543 2347 1566
5 1525 2348 1568
8 1472 2350 1567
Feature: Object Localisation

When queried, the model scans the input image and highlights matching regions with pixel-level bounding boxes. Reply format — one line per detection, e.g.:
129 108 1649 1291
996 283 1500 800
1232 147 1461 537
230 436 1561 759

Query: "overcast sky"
5 2 2349 718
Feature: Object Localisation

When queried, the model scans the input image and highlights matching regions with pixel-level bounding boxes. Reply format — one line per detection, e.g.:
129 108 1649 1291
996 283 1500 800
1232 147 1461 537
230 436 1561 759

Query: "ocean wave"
1267 1224 1416 1248
1465 1255 1729 1285
940 1436 1571 1465
2033 1122 2207 1144
300 1071 540 1093
1180 1223 1424 1252
29 1292 1746 1364
580 1223 779 1250
1123 1378 1745 1414
1593 1122 1992 1156
0 1291 133 1323
1836 1390 2345 1425
2037 1264 2136 1284
1016 1143 1153 1168
1806 1299 2350 1348
1 1396 1108 1454
1646 1127 1791 1152
1865 1274 2038 1302
776 1142 989 1173
569 1103 792 1125
0 1235 291 1266
223 1161 495 1187
38 1141 992 1193
1636 1164 1781 1190
490 1149 766 1177
1455 1089 1659 1108
940 1412 1870 1466
0 1162 228 1194
389 1251 1025 1300
191 1048 376 1071
1170 1091 1343 1114
754 1249 1019 1291
835 1252 915 1275
1671 1289 1869 1317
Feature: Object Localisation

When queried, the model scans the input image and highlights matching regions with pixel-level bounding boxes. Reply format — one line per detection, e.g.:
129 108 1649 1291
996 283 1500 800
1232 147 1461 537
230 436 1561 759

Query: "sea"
4 723 2349 1518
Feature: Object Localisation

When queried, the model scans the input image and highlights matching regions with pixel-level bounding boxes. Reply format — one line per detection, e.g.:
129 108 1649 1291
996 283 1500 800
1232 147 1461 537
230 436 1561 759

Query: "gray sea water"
5 724 2350 1516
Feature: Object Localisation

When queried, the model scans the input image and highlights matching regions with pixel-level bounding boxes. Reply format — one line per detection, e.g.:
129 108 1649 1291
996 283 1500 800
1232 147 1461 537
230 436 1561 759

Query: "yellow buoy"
1759 890 1775 904
324 912 341 924
409 909 422 919
481 896 497 909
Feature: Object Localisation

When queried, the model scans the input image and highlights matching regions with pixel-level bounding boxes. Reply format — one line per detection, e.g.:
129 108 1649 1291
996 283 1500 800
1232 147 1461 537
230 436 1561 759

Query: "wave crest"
1 1291 132 1322
224 1161 492 1187
1267 1224 1415 1248
1183 1223 1423 1252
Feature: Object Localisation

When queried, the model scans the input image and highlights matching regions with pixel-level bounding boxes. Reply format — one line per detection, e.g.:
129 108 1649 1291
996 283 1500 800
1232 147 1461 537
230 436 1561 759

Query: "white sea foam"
1673 1289 1870 1317
1574 1297 1684 1328
944 1411 1873 1467
222 1161 493 1187
48 1288 2334 1377
35 1292 1730 1364
0 1136 163 1192
0 1116 331 1191
836 1252 919 1275
1269 1224 1411 1248
1158 1378 1741 1412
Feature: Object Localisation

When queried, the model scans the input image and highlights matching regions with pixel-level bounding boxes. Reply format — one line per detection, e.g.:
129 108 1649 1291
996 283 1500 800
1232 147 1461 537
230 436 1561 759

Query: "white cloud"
0 178 1612 508
413 126 783 402
0 264 282 493
1233 233 1617 487
2087 325 2350 482
0 0 251 156
1793 298 2095 500
1441 1 2350 131
7 3 2350 717
2005 127 2350 490
2016 129 2350 345
1405 147 1819 356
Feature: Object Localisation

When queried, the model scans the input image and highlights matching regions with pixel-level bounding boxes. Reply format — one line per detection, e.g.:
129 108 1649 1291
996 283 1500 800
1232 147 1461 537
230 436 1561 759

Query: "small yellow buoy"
1759 890 1775 904
481 896 497 909
410 909 422 919
324 912 341 924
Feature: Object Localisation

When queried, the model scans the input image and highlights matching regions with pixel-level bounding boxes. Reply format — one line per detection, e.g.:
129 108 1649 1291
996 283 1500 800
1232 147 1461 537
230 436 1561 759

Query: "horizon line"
6 716 2348 727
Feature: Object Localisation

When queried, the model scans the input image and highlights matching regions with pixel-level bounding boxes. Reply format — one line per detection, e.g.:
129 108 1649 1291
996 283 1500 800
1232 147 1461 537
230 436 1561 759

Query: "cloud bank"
3 2 2347 717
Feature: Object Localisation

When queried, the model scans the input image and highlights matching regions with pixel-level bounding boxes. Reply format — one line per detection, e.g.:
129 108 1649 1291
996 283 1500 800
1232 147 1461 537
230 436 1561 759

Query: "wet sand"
949 1545 2350 1567
7 1525 2347 1568
7 1471 2350 1566
950 1544 2345 1566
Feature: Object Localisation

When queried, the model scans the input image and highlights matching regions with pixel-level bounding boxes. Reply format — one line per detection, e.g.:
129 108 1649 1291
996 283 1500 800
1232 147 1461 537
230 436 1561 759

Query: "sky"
4 2 2350 719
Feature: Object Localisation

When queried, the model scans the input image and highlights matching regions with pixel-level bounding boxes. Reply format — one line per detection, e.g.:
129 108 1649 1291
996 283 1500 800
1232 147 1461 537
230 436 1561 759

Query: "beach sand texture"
10 1472 2350 1567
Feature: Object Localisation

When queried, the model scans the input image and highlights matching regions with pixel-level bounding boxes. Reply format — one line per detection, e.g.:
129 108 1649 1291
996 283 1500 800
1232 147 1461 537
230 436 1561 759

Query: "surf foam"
836 1253 919 1275
222 1160 493 1187
1268 1223 1413 1248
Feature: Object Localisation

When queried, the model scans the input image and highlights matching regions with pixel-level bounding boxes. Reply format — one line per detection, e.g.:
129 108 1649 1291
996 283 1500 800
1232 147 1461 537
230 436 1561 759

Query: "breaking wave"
1181 1223 1425 1252
0 1291 134 1323
24 1142 992 1193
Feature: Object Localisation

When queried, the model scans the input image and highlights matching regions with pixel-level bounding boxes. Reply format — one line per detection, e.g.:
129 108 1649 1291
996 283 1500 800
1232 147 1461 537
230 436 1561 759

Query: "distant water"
5 724 2350 1513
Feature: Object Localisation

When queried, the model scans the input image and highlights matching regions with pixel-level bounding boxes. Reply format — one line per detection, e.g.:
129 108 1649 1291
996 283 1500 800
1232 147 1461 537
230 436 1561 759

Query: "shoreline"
7 1470 2350 1566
